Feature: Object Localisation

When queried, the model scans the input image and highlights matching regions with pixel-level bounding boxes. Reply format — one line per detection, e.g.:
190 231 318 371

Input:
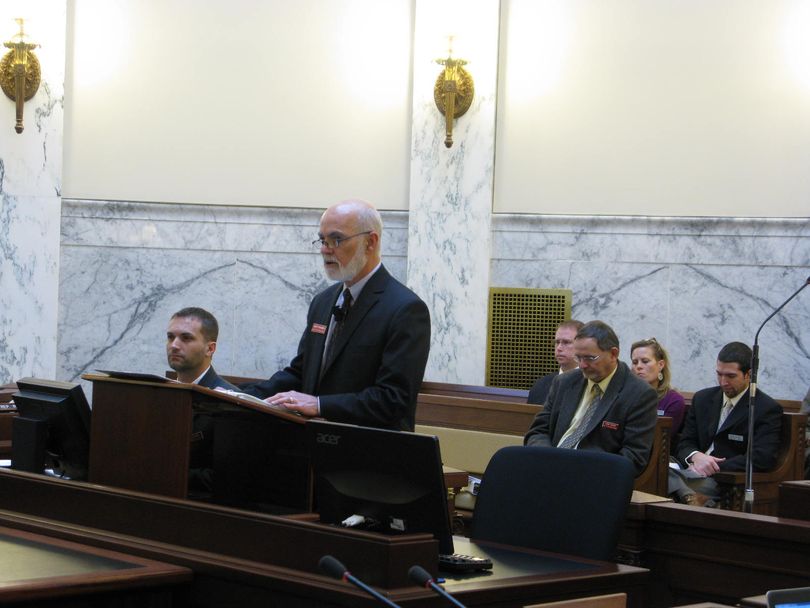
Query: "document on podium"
211 388 301 416
96 370 179 383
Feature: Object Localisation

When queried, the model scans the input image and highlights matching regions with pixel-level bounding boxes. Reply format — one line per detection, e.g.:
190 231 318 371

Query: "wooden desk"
623 501 810 606
0 524 190 605
0 468 647 607
778 480 810 521
738 596 767 608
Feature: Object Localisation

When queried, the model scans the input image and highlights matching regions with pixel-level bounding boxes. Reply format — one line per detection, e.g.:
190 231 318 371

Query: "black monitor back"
308 420 453 555
12 377 91 479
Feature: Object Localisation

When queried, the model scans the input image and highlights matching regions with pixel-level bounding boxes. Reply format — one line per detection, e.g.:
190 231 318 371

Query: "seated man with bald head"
243 199 431 431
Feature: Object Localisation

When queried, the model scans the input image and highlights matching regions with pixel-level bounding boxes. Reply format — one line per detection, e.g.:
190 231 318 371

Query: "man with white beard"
243 199 431 431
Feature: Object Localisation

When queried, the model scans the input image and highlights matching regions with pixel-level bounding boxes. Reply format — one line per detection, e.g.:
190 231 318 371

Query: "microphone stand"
744 276 810 513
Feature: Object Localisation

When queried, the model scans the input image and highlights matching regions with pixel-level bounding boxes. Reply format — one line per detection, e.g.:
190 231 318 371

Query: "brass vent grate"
486 288 572 390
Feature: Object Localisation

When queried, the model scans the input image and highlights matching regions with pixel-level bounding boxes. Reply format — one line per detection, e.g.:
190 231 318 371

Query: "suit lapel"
704 390 724 444
718 388 749 433
308 284 342 391
317 267 389 380
556 374 587 441
580 363 624 436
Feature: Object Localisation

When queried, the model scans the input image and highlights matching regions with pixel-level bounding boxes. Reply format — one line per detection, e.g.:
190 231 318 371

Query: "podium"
83 374 309 510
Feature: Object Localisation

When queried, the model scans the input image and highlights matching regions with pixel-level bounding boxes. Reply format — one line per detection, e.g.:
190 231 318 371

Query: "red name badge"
601 421 619 431
311 323 327 334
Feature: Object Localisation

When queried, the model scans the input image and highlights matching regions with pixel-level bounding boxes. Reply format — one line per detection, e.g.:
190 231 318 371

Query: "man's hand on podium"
266 391 319 418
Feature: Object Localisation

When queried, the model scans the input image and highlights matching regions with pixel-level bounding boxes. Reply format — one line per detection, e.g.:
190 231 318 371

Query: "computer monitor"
767 587 810 608
11 377 91 480
307 420 454 555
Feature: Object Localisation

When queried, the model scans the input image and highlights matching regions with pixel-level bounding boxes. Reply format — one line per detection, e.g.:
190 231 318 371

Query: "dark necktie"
322 288 353 372
558 384 603 449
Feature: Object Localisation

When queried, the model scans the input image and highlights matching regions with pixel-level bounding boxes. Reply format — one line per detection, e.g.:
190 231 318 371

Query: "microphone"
408 565 467 608
318 555 402 608
743 275 810 513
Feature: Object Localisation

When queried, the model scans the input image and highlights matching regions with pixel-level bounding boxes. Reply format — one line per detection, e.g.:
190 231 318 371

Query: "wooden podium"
83 374 308 510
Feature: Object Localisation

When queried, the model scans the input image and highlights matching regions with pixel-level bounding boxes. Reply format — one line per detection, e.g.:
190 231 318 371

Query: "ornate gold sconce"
434 37 474 149
1 18 41 134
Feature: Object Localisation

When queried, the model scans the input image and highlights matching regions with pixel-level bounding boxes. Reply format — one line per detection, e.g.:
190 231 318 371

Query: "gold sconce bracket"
2 18 41 134
0 49 41 101
433 64 474 118
433 51 474 148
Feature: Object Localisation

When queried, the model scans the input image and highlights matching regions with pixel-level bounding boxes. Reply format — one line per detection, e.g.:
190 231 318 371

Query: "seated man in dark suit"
668 341 783 507
527 319 584 405
524 320 658 475
166 307 237 494
242 199 431 431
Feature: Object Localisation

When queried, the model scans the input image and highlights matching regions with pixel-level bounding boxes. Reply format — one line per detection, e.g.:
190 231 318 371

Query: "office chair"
469 446 635 561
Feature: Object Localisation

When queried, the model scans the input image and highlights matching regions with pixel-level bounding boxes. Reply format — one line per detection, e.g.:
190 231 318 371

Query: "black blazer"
676 386 782 472
244 265 431 431
189 366 237 493
198 366 238 391
527 372 559 405
524 362 658 474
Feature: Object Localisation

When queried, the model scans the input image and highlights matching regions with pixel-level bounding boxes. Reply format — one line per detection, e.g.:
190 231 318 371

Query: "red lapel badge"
311 323 327 334
601 421 619 430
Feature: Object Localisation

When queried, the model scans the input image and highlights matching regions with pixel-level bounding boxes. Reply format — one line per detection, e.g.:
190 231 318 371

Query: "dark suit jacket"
524 362 658 474
243 265 431 431
528 371 562 405
190 366 238 494
675 386 782 472
198 366 238 391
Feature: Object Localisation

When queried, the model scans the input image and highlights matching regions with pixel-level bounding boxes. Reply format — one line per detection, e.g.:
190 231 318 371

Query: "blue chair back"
470 446 635 561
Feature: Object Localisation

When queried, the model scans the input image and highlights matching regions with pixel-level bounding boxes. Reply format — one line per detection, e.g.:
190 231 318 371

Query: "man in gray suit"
524 320 658 474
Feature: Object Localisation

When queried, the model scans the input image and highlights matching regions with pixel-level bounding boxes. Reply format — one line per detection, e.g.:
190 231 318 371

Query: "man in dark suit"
524 320 658 474
166 307 237 494
527 319 584 405
669 341 783 506
243 199 431 431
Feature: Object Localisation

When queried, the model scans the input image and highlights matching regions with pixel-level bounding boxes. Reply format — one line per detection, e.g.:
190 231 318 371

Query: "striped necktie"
558 384 603 449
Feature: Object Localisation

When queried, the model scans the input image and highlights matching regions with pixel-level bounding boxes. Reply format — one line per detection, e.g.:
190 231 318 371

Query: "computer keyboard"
438 553 493 573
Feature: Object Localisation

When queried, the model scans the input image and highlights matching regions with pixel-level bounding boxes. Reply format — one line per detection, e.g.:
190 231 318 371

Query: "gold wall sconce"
1 18 41 134
434 37 474 149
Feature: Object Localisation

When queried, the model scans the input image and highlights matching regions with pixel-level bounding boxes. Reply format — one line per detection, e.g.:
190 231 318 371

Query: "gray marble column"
407 0 499 384
0 3 65 383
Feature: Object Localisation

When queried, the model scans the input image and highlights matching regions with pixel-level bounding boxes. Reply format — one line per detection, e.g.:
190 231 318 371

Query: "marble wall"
493 214 810 400
57 200 409 394
59 201 810 401
0 2 65 384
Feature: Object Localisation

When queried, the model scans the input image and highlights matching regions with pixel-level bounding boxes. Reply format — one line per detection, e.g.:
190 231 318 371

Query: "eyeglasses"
312 231 372 249
574 354 601 363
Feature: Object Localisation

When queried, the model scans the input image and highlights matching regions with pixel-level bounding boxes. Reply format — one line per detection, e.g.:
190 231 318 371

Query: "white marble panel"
0 2 65 383
58 200 408 394
0 195 60 382
407 0 499 385
491 215 810 400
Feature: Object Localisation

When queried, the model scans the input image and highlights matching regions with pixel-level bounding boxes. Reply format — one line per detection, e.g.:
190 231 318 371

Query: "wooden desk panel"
778 480 810 521
0 524 190 604
0 468 647 607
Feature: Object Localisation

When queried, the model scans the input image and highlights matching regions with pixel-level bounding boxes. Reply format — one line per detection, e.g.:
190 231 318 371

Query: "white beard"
323 246 367 283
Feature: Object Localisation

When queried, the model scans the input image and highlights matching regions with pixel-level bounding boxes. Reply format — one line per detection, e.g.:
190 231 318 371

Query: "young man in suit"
524 320 658 475
669 341 783 506
166 307 237 391
166 306 237 494
527 319 584 405
243 199 431 431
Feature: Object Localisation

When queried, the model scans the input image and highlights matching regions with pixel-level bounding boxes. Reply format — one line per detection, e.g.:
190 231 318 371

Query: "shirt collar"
341 262 381 304
587 364 618 396
191 366 211 385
